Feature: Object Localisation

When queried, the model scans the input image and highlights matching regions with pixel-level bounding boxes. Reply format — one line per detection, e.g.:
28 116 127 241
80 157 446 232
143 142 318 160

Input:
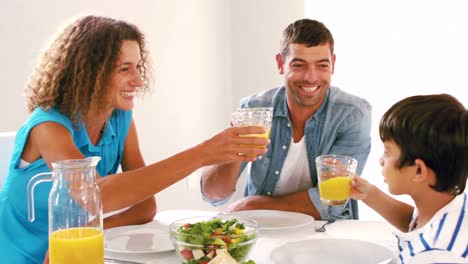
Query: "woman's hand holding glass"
197 126 270 165
230 107 273 156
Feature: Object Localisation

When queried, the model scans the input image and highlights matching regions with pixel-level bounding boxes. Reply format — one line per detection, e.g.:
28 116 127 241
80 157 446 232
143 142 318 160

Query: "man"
201 19 372 220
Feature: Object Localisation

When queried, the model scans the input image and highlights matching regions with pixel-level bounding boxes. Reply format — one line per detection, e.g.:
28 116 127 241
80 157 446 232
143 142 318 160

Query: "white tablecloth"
105 209 398 264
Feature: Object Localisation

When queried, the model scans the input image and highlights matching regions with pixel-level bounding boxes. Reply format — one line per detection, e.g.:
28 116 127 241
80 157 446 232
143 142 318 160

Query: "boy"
351 94 467 263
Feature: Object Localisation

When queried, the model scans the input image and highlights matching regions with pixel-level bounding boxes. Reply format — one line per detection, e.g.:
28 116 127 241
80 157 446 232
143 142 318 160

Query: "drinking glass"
231 107 273 156
315 155 357 206
231 107 273 139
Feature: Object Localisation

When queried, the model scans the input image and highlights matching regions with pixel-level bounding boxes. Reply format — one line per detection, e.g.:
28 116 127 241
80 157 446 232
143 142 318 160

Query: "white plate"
225 210 314 230
271 238 394 264
104 221 174 253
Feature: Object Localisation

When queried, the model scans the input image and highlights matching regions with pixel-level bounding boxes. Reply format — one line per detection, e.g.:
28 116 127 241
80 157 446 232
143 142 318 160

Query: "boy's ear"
412 158 429 183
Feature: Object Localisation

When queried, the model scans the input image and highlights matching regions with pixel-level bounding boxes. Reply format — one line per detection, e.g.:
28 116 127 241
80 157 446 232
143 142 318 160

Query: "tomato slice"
180 248 193 260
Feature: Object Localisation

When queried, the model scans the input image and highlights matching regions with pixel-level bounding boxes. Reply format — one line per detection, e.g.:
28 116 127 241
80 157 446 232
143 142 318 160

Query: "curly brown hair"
25 15 152 126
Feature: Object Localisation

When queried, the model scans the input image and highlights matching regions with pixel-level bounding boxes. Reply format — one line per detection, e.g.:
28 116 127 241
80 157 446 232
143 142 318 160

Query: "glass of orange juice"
231 107 273 155
315 155 358 206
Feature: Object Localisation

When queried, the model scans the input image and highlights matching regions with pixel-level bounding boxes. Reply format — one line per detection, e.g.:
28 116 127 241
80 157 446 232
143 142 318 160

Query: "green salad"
173 218 257 264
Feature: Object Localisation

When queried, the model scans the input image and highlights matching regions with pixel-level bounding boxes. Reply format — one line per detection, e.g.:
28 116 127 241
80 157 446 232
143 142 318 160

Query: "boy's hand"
350 176 373 201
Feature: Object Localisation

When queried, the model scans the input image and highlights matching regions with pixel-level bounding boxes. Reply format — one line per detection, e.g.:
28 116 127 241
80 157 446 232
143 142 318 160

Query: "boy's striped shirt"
394 193 467 264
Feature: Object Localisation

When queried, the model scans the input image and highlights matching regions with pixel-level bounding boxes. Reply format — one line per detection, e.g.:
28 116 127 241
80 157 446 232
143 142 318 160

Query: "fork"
314 219 336 232
104 258 144 264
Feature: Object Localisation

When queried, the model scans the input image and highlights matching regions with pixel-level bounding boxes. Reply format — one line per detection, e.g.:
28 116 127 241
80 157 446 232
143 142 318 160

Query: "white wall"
306 0 468 219
4 0 464 219
230 0 306 105
0 0 232 211
0 0 305 212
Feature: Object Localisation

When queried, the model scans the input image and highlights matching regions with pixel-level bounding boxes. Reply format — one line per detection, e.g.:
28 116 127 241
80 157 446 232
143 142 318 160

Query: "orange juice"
240 127 271 139
319 176 351 206
240 129 270 156
50 227 104 264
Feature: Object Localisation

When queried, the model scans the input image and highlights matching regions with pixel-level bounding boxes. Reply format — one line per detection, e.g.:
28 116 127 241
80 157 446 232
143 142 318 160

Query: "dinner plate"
104 221 174 253
225 210 314 230
271 238 394 264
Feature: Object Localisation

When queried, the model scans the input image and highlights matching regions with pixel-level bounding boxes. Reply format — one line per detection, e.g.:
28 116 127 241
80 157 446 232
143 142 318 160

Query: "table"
105 209 398 264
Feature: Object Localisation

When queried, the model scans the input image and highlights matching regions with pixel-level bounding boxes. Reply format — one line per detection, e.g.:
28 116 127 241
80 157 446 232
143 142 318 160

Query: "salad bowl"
169 215 259 264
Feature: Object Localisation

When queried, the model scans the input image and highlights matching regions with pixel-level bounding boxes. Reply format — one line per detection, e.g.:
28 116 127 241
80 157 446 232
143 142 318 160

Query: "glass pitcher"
27 156 104 264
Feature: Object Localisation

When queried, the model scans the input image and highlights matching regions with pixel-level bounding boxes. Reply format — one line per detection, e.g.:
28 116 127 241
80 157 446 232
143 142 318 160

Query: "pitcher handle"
27 172 53 222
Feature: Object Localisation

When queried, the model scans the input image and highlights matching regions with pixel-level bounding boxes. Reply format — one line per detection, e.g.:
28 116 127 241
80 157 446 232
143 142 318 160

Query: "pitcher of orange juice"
27 157 104 264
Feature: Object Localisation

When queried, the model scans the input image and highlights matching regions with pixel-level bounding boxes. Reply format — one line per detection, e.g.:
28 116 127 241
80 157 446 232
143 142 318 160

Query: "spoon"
314 219 336 232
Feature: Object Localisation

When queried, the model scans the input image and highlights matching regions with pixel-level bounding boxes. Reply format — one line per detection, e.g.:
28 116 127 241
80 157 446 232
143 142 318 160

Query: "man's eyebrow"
316 58 331 63
289 58 306 63
289 58 331 64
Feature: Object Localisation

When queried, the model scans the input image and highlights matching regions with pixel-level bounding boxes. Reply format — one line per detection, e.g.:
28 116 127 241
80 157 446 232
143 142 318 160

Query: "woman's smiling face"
106 40 144 111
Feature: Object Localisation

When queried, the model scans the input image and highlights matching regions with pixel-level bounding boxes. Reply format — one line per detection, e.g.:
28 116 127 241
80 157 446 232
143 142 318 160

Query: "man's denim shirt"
203 86 372 219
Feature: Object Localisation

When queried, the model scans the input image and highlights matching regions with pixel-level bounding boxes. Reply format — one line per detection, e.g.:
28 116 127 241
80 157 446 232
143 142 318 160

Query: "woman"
0 15 268 263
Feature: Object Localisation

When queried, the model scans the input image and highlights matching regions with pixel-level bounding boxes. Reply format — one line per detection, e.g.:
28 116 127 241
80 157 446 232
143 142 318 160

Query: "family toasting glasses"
0 15 466 264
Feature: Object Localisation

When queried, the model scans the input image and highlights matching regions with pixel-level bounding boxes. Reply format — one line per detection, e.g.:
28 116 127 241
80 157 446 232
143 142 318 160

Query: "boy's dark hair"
379 94 467 194
280 19 334 58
